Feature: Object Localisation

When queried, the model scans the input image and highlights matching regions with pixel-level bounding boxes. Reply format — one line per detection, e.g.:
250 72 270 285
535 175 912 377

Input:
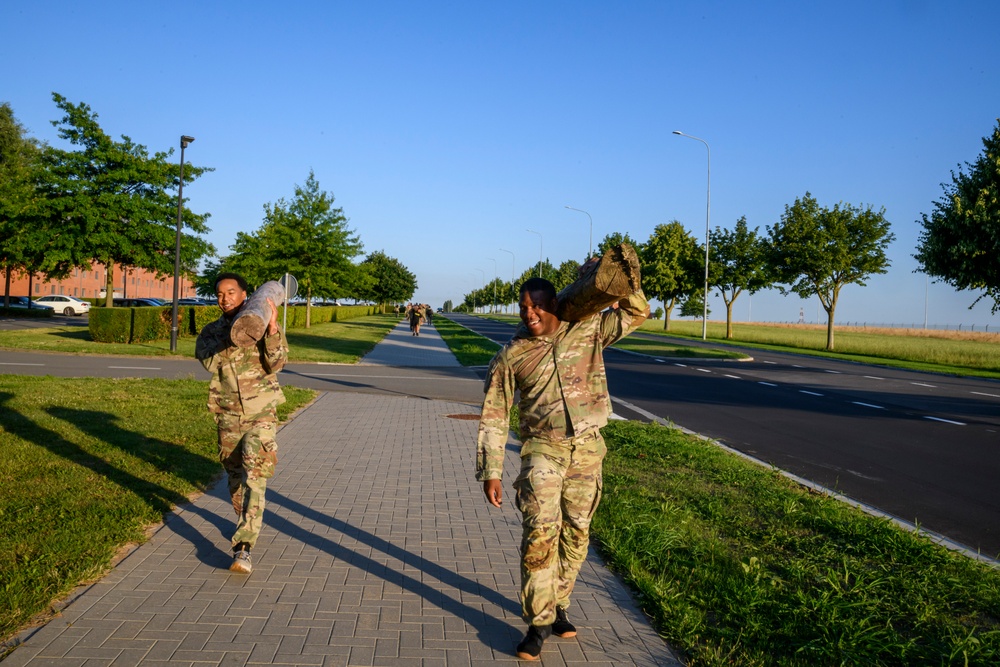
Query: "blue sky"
5 1 1000 327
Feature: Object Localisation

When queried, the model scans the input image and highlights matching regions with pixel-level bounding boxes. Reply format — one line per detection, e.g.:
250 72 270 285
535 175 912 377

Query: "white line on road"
674 363 687 367
0 362 45 366
825 369 842 374
864 376 884 380
724 374 741 379
763 360 776 365
924 416 967 426
792 364 804 368
655 359 665 363
697 368 712 373
108 366 162 370
758 381 777 387
971 391 1000 399
800 390 824 396
853 401 885 409
912 382 936 388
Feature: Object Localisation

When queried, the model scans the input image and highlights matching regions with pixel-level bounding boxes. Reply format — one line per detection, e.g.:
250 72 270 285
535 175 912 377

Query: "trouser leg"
556 433 605 609
217 413 278 549
515 448 565 627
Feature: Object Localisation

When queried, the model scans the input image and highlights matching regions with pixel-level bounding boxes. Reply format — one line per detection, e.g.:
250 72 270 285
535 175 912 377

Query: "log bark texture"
230 281 287 347
555 243 642 321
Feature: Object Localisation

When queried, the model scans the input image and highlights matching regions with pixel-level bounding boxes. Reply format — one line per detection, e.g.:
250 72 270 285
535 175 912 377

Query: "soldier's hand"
483 479 503 508
266 297 279 335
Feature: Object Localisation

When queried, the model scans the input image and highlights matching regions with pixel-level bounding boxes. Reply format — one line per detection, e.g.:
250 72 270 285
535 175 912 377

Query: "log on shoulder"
555 243 641 322
230 281 287 347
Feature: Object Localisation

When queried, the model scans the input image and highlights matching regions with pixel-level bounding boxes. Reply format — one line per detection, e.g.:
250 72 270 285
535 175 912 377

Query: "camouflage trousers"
513 430 606 627
216 411 278 549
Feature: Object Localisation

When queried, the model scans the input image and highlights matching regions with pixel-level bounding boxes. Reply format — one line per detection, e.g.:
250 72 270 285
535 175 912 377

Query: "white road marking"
911 382 936 388
655 358 665 363
971 391 1000 399
674 363 688 367
108 366 161 370
864 376 884 380
800 390 824 396
697 368 712 373
758 381 777 387
825 369 842 374
792 364 804 368
853 402 885 409
610 413 627 421
763 360 777 365
0 362 45 366
724 374 741 379
924 416 966 426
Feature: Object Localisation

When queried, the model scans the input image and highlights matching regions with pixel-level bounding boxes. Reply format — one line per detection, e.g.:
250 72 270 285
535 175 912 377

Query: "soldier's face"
216 279 247 315
519 290 559 337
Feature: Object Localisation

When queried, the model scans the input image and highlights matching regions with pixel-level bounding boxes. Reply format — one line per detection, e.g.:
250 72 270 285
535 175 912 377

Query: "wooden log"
230 281 287 347
555 243 642 321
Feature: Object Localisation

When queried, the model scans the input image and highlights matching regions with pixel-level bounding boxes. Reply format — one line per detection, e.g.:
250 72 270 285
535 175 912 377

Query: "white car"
34 294 91 316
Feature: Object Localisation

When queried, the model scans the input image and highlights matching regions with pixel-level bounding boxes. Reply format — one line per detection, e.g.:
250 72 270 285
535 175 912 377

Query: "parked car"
175 298 211 306
33 294 91 316
113 298 166 307
4 296 55 311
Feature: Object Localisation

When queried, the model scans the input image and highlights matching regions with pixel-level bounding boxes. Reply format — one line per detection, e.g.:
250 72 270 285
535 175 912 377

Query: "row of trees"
461 195 895 351
199 170 418 326
0 96 418 318
464 117 1000 351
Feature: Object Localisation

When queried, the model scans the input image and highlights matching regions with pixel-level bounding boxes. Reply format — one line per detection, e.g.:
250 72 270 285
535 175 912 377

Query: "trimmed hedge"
88 304 379 344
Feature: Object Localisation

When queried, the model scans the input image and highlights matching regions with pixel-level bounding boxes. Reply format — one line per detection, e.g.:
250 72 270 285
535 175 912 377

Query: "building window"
34 284 40 293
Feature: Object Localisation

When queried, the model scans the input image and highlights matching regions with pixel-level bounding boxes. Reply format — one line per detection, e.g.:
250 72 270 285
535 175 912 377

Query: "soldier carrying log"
196 273 288 574
475 247 649 660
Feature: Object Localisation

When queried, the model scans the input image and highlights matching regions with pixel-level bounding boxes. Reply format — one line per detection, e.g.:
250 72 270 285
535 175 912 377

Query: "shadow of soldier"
265 489 524 651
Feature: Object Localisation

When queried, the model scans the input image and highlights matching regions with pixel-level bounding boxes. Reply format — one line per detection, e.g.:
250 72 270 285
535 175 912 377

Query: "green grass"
0 376 315 645
594 420 1000 666
0 314 400 363
612 336 746 360
433 316 501 366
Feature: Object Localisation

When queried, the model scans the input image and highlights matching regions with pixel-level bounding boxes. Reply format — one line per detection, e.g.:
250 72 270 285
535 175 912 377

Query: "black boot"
515 624 552 660
552 606 577 637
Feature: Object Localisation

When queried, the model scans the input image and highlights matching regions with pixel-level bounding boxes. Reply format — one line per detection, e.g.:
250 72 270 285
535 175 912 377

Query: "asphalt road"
446 313 1000 559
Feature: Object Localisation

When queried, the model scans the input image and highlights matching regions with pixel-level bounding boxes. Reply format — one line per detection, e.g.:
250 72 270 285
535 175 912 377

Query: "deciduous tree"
914 118 1000 312
0 102 42 307
358 251 417 307
640 221 702 331
709 216 773 338
768 193 894 350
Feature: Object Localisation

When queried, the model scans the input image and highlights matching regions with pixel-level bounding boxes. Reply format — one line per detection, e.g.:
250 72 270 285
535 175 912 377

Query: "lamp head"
672 130 683 135
181 135 195 148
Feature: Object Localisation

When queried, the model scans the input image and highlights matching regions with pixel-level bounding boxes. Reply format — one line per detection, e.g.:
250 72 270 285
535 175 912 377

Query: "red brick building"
5 264 198 301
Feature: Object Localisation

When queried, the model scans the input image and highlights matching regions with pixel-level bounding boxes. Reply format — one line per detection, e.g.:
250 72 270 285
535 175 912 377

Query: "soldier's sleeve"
598 289 650 347
261 328 288 374
195 323 227 372
475 351 515 481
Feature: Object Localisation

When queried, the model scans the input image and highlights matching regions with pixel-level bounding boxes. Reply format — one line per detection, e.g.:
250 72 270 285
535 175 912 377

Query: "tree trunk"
726 300 734 339
305 286 312 328
4 267 11 307
826 303 836 351
105 263 115 307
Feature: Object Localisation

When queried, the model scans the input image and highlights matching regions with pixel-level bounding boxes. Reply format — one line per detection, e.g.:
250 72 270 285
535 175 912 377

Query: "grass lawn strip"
433 315 501 366
594 420 1000 666
0 376 315 647
0 313 400 364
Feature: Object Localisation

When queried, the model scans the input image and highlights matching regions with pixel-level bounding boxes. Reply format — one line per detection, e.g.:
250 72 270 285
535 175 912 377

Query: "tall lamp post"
473 268 485 313
499 248 515 314
170 135 195 352
526 229 543 277
488 257 497 313
564 205 593 260
672 130 710 341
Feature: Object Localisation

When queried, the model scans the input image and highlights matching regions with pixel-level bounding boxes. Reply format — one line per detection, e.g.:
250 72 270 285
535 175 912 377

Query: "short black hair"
519 277 556 303
215 272 249 292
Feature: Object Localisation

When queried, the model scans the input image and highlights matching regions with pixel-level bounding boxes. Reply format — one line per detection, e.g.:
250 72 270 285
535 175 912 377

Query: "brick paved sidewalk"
358 319 459 367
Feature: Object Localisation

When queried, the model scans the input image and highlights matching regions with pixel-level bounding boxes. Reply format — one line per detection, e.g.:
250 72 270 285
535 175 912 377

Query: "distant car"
34 294 91 316
175 298 210 306
113 298 165 308
5 296 55 312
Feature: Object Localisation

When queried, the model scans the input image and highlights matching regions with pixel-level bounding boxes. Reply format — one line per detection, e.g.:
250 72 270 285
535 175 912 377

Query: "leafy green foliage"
597 231 639 256
640 221 702 331
767 193 894 350
915 118 1000 313
710 216 773 338
0 103 45 304
35 94 214 307
357 250 417 305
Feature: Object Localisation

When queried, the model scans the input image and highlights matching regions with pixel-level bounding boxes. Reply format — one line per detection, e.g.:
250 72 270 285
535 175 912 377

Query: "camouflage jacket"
195 311 288 418
475 290 650 480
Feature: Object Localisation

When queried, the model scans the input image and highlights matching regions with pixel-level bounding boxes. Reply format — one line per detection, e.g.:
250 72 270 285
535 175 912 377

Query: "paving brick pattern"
4 329 682 666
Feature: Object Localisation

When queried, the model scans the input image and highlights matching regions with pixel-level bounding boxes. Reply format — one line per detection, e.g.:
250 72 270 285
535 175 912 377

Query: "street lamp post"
170 135 195 352
526 229 543 277
473 268 485 313
672 130 710 341
488 257 497 313
499 248 515 313
564 205 593 260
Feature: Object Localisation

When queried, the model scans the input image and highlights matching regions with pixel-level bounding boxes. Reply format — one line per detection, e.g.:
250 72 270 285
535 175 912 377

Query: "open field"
0 314 400 364
0 376 315 647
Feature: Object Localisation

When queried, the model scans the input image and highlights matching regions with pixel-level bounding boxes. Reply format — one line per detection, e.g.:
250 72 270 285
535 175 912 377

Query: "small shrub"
131 307 173 343
89 308 132 343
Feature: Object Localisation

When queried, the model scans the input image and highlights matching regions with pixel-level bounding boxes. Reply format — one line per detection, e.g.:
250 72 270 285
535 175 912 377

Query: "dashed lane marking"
853 401 885 409
800 390 824 396
971 391 1000 399
924 416 967 426
758 381 777 387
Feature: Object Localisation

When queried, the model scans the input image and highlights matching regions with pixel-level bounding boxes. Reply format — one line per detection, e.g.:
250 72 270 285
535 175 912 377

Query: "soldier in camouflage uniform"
476 272 648 660
196 273 288 574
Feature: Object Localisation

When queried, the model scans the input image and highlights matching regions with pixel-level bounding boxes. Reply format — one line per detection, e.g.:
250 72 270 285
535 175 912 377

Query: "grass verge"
0 314 400 363
594 419 1000 666
0 376 315 646
433 316 501 366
